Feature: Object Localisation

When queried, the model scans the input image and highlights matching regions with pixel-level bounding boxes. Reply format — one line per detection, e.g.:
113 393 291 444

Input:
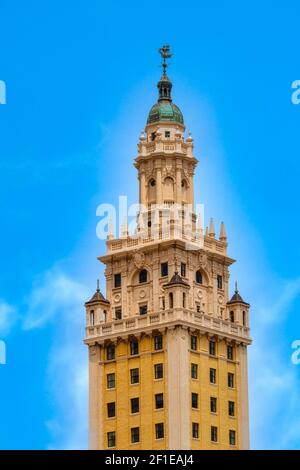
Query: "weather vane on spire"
158 44 172 75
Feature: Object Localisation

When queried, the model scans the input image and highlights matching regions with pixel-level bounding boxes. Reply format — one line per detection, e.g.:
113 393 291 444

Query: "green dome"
147 101 184 125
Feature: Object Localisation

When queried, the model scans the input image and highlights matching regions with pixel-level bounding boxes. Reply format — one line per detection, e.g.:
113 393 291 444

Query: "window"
154 335 163 350
114 273 121 288
107 431 115 448
131 427 140 444
150 179 156 187
192 422 199 439
169 292 173 309
227 345 234 360
210 397 217 413
243 310 246 325
195 270 202 284
155 423 164 439
106 344 115 360
130 368 139 384
182 292 186 308
228 401 235 416
161 262 168 277
228 372 234 388
191 335 197 351
229 430 236 445
210 368 216 384
154 363 163 379
217 275 223 289
139 304 147 315
151 132 156 141
209 340 216 356
155 393 164 409
131 397 139 414
181 262 186 277
107 373 115 389
230 311 235 323
107 402 115 418
115 308 122 320
192 393 198 409
191 363 198 379
211 426 218 442
130 340 139 356
196 303 201 313
165 131 170 138
139 269 148 284
90 310 94 326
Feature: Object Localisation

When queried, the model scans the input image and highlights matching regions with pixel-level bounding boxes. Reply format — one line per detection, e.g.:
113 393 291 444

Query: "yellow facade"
84 46 251 450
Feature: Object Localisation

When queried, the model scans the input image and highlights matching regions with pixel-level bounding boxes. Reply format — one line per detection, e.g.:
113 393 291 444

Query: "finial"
97 279 100 292
219 220 227 241
208 218 215 237
158 44 172 75
235 281 238 294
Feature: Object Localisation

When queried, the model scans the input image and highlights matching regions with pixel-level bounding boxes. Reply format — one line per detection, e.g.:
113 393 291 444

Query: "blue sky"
1 0 300 449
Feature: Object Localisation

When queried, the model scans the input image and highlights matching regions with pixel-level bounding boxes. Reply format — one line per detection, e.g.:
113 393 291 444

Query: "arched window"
195 270 203 284
183 292 186 308
139 269 148 284
242 311 246 326
169 292 173 309
163 177 174 201
90 310 95 326
230 311 235 323
148 179 156 203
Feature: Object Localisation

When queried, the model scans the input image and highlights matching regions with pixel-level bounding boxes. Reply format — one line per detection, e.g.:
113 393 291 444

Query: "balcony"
84 308 251 345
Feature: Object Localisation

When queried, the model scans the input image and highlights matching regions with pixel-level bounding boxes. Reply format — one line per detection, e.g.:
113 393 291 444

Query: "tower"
84 45 252 450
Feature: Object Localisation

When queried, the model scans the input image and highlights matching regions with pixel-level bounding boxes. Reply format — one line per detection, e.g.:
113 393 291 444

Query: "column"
140 170 146 207
237 344 250 449
176 168 181 204
156 165 162 204
167 326 189 449
89 344 102 449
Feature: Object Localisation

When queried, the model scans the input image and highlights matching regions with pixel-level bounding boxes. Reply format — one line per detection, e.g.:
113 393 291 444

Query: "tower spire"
157 44 173 102
158 44 172 76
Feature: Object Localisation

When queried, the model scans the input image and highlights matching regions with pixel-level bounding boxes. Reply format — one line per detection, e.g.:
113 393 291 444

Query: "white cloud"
249 277 300 449
23 267 90 449
23 268 88 330
0 301 17 336
255 277 300 326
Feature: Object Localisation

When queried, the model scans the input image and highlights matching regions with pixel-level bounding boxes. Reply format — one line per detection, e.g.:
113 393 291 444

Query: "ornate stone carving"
89 345 98 356
132 250 145 269
139 289 146 299
198 250 208 269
